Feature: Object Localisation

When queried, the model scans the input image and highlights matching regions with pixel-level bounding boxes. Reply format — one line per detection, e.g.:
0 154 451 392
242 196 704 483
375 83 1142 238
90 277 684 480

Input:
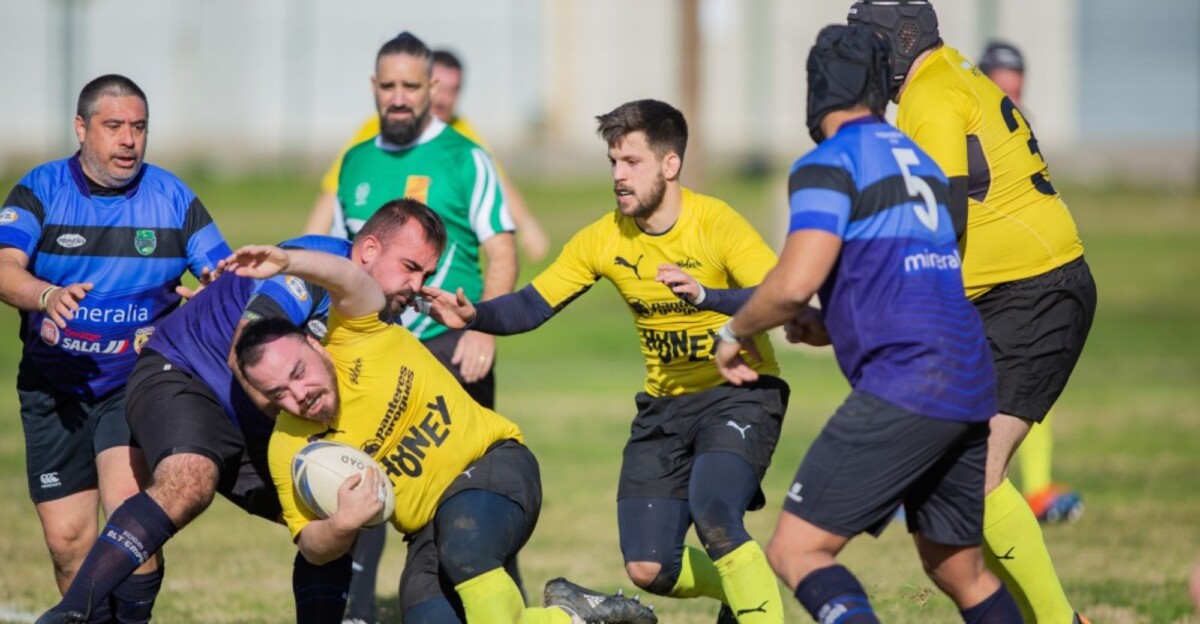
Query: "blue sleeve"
697 287 755 316
0 184 45 257
787 164 854 238
467 285 555 335
182 197 232 274
246 275 324 325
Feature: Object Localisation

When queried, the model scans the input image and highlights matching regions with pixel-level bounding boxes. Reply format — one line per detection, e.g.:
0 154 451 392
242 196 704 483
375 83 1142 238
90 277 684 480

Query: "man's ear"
359 235 381 265
306 334 324 350
662 151 682 181
74 116 87 145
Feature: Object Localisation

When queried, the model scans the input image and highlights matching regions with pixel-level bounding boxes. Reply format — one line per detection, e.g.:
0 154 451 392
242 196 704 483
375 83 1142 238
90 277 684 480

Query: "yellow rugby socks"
455 567 571 624
983 478 1075 623
669 546 727 601
1017 411 1054 495
714 541 784 623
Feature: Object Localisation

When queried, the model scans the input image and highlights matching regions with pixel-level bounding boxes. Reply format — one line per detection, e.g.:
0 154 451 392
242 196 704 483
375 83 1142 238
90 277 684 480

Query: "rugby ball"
291 441 395 527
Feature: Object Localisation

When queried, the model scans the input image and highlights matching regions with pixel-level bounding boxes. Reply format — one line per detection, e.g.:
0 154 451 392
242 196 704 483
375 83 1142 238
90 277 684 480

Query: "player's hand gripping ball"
292 441 395 527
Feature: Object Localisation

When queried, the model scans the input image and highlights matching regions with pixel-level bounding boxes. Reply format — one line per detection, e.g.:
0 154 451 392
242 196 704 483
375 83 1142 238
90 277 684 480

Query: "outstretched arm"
227 246 384 320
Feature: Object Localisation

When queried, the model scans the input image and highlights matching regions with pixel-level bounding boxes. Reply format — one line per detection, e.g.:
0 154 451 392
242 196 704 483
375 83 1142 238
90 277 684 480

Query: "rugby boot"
34 611 87 624
717 603 737 623
544 577 658 624
1026 484 1085 524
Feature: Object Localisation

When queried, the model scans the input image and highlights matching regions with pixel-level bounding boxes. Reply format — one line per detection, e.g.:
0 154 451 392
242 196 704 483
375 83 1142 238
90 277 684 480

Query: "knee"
147 456 219 525
624 561 667 593
44 528 93 571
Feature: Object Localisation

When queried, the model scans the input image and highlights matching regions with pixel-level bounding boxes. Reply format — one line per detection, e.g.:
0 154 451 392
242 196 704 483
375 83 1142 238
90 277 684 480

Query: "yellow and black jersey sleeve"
898 46 1083 298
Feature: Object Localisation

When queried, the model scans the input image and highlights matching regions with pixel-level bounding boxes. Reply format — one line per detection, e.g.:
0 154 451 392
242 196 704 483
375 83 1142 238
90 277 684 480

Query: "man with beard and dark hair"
35 199 446 624
323 31 520 623
421 99 790 622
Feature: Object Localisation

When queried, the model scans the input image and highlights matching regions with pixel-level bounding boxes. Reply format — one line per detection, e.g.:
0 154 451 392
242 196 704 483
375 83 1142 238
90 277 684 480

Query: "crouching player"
230 244 657 624
714 25 1022 622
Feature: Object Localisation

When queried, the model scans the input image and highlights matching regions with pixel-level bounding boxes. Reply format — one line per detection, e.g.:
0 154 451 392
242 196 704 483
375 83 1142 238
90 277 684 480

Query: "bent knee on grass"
625 560 664 590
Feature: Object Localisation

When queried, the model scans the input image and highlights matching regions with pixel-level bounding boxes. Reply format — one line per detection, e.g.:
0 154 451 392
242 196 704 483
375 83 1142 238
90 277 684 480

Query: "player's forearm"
281 249 383 319
729 281 809 338
696 287 755 316
479 233 518 300
295 519 358 565
729 232 837 337
468 285 555 335
0 252 56 311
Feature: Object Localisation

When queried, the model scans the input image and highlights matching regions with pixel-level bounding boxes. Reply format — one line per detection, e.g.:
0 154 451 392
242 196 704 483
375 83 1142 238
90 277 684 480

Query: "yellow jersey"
269 312 523 537
531 188 780 397
898 45 1084 299
320 115 489 194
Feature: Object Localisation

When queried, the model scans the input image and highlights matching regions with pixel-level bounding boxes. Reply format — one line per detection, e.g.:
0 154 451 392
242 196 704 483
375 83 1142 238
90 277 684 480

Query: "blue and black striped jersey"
0 154 230 399
145 235 351 433
787 117 995 422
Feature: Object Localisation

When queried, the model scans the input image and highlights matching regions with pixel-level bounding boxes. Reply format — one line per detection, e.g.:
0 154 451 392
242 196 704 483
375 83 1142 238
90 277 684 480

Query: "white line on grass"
0 604 37 623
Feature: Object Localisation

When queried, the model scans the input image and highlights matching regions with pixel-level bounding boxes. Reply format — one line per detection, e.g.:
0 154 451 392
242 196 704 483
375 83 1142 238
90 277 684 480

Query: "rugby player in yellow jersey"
228 237 657 624
423 99 789 623
304 48 550 262
850 3 1098 623
977 40 1085 526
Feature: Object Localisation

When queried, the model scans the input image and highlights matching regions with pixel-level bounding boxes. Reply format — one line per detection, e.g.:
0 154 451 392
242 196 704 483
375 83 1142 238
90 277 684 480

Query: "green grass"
0 171 1197 622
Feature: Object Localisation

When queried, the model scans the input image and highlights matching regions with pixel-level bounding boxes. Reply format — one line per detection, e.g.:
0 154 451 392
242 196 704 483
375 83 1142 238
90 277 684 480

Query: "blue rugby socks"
293 551 353 624
961 584 1024 624
111 567 166 624
794 565 881 624
55 492 177 618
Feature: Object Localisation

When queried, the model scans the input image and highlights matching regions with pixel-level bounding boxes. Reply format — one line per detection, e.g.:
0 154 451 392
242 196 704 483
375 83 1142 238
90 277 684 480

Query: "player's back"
791 117 994 422
898 45 1083 298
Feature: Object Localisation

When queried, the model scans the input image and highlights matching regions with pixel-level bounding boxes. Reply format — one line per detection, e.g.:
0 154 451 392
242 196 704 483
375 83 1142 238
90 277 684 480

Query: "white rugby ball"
291 440 395 527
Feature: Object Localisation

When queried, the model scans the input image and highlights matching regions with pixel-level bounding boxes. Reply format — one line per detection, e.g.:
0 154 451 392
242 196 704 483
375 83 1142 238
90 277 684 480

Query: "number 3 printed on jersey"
892 148 939 232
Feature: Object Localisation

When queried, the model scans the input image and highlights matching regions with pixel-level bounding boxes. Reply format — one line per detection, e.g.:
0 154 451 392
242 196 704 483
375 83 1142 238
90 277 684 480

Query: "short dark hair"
377 31 432 69
595 99 688 161
432 49 463 72
234 317 307 379
357 197 448 256
76 74 147 123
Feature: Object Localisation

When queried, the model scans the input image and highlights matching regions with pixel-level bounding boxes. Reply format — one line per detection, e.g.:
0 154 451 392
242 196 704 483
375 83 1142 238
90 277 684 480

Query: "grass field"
0 169 1196 623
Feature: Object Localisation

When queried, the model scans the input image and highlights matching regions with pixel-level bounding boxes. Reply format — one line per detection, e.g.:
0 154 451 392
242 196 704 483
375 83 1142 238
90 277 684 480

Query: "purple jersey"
788 117 995 422
145 235 351 433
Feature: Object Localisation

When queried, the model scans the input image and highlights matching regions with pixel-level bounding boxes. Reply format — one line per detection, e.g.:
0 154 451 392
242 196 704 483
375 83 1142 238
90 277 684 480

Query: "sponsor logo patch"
285 276 308 302
134 229 157 256
133 326 155 354
0 207 18 225
40 318 60 346
39 472 61 488
354 182 371 207
57 233 87 248
306 319 327 339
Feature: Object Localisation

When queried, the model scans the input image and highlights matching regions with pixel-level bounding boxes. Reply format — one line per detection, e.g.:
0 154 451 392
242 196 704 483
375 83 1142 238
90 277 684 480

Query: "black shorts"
422 329 496 409
398 440 541 611
618 376 789 511
18 366 132 503
126 350 281 520
973 256 1097 422
784 391 989 546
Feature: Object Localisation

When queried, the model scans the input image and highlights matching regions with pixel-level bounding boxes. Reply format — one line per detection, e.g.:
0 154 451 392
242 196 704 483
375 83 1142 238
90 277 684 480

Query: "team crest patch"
306 319 327 339
360 438 384 456
286 276 308 302
241 310 263 322
56 233 86 248
0 208 17 225
133 326 155 354
354 182 371 207
40 318 60 346
134 229 157 256
404 176 432 203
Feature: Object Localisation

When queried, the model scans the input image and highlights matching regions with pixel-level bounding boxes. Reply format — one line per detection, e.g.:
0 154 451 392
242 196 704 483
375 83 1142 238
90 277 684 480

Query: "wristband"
38 286 59 311
692 284 707 306
716 321 740 344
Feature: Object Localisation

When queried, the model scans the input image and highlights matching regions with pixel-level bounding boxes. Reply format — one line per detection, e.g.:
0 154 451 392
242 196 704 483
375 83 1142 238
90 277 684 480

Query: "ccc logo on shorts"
39 472 61 488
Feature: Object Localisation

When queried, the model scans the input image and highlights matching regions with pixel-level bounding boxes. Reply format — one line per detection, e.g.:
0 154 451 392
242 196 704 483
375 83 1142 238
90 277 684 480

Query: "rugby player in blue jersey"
0 74 230 623
36 199 446 624
714 26 1023 622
